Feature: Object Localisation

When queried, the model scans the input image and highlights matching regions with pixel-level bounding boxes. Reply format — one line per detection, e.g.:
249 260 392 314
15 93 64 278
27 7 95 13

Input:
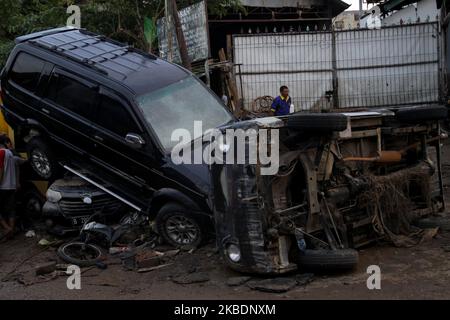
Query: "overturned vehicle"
212 105 447 274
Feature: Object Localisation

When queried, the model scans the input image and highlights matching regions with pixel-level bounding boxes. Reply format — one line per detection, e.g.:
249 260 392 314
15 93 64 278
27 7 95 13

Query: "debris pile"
246 273 315 293
358 163 436 247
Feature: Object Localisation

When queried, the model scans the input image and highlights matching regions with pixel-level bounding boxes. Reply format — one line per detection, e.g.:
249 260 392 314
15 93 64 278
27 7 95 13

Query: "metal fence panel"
234 32 334 111
335 23 439 108
233 22 440 111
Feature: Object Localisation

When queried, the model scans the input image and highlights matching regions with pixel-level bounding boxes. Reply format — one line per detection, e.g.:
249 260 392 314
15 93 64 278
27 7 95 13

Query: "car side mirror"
125 133 146 147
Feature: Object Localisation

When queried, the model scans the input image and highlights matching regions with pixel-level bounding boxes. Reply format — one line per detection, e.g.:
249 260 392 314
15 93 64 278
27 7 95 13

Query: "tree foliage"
0 0 69 66
0 0 244 67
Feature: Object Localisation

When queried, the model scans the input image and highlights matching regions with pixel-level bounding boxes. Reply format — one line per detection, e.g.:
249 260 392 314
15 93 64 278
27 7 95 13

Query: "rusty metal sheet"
157 1 209 64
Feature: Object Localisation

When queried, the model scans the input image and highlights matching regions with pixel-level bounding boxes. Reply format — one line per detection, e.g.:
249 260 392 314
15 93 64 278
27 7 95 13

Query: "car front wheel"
156 203 203 248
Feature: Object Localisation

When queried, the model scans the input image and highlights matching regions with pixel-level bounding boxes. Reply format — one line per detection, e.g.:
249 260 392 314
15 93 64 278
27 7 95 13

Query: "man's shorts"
0 190 16 220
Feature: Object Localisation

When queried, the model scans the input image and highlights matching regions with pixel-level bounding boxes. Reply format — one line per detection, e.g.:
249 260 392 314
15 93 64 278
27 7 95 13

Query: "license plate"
71 216 90 226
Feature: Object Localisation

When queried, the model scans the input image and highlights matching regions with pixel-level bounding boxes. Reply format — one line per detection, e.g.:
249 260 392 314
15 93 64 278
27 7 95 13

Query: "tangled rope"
357 163 435 247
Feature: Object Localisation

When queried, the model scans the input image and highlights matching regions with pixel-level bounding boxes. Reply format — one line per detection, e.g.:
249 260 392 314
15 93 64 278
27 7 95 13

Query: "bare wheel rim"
61 243 102 262
31 150 51 177
165 214 200 245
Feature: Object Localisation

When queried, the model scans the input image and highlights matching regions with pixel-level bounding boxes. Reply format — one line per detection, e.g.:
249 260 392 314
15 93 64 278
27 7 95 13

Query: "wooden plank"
219 48 240 115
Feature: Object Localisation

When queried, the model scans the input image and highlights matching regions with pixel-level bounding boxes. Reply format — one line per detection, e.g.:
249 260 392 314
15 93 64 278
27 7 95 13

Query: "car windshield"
137 76 233 152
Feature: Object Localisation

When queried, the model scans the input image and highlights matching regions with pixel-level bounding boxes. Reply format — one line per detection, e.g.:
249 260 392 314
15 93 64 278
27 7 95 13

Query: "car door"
90 87 158 193
40 68 98 156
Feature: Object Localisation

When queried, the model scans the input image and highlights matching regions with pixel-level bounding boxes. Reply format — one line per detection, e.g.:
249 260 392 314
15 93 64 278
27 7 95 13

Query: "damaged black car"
0 27 234 248
43 176 126 236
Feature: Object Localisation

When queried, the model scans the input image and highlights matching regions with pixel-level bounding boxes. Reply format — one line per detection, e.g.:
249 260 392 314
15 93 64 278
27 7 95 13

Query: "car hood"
160 117 286 197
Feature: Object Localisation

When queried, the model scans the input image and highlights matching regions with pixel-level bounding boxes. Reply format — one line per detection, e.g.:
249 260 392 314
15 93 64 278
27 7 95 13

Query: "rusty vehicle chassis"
299 120 440 227
214 112 444 274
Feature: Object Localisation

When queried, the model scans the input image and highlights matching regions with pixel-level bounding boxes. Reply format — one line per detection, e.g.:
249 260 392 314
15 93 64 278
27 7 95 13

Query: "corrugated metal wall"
239 0 322 8
233 22 441 111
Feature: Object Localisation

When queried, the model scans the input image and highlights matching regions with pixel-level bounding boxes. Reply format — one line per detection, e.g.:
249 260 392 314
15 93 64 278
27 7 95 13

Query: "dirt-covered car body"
212 105 447 274
43 176 126 236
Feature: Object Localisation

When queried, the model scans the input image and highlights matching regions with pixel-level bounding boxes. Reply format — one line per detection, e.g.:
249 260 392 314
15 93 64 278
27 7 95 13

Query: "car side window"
46 73 97 119
96 91 140 137
9 52 45 92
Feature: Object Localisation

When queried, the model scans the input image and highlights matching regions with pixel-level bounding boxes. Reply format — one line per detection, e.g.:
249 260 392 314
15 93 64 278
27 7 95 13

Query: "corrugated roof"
239 0 348 9
239 0 350 16
240 0 316 7
381 0 417 12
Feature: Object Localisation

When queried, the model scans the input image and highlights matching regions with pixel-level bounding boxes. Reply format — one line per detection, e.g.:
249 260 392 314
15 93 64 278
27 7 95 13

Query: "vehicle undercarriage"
214 106 447 274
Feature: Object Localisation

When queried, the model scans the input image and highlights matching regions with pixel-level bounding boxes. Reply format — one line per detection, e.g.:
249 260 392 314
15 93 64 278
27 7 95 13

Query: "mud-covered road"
1 150 450 300
1 231 450 300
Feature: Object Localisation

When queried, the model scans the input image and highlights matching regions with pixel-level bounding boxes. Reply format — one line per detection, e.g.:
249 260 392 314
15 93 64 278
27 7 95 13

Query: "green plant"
0 0 245 66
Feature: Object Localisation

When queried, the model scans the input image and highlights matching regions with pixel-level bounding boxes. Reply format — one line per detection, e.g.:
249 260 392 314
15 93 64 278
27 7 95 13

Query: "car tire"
156 203 203 248
21 188 44 220
57 241 104 267
395 105 448 123
413 216 450 231
287 114 348 132
297 249 359 271
27 138 59 180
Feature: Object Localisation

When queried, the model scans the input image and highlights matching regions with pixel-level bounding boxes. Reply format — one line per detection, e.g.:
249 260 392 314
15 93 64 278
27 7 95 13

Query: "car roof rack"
15 26 77 44
29 37 109 76
26 28 158 79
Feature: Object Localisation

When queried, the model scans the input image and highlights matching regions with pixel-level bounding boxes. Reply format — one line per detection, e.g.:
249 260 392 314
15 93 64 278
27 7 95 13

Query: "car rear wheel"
27 138 59 180
156 203 203 248
297 249 359 271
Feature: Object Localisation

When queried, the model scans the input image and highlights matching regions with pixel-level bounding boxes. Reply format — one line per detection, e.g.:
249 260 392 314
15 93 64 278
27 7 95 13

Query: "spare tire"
297 249 359 271
287 114 348 132
395 105 448 123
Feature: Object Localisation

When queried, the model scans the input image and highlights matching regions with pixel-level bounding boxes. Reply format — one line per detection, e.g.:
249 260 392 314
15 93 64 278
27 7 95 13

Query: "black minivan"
0 27 234 247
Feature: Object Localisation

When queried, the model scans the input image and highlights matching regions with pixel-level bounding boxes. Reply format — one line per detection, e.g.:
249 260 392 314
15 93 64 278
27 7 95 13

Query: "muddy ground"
1 152 450 300
1 233 450 300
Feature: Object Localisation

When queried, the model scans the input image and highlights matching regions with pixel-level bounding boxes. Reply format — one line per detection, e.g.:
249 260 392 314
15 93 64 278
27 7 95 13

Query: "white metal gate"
233 22 441 111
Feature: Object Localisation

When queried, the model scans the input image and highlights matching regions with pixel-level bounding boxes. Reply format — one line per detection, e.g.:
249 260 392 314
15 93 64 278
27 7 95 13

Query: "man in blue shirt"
271 86 292 116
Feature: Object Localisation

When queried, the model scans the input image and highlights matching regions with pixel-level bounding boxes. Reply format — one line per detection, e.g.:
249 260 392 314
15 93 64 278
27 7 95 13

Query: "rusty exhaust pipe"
343 151 402 163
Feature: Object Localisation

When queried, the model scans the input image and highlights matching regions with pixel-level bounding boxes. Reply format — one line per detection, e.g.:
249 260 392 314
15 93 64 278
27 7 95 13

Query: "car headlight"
46 189 62 203
82 196 92 205
226 243 241 263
